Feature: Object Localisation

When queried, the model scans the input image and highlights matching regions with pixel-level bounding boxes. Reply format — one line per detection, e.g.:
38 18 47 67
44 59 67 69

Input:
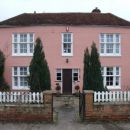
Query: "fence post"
84 90 94 112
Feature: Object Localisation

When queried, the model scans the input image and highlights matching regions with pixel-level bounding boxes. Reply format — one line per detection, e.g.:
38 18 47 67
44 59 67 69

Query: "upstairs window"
12 33 34 56
100 33 121 56
62 33 73 56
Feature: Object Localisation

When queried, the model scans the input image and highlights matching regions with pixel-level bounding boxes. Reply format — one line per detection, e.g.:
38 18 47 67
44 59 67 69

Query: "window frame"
62 33 73 56
101 66 121 89
99 33 121 56
56 69 62 82
72 69 80 82
12 33 34 56
12 66 30 90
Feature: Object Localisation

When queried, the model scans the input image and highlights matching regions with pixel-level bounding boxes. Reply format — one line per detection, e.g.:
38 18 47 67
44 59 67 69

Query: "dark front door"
63 69 72 94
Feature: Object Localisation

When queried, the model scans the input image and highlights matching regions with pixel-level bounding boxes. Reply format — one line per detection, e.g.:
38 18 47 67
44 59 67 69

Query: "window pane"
29 33 33 42
20 77 28 87
116 67 119 75
20 77 24 86
14 67 18 75
68 34 71 42
63 33 71 43
115 76 119 86
106 44 113 53
14 77 18 86
20 34 24 42
29 43 34 53
14 34 17 43
100 34 104 43
74 77 78 81
13 43 18 53
20 34 27 42
115 44 120 54
101 67 104 75
63 43 71 53
73 69 79 81
20 43 27 53
106 76 113 86
24 77 28 86
68 49 71 53
73 69 78 73
107 67 113 75
20 67 27 75
105 67 120 87
56 69 62 81
106 34 113 43
101 43 104 53
63 34 67 42
23 34 27 42
115 34 119 43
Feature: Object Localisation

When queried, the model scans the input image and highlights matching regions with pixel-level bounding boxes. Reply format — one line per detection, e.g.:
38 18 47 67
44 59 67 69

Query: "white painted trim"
99 33 121 56
56 69 63 93
12 33 34 56
61 33 73 56
102 66 121 90
12 66 30 90
72 68 80 93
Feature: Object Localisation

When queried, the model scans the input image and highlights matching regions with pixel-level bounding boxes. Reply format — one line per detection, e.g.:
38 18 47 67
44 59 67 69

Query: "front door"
62 69 72 94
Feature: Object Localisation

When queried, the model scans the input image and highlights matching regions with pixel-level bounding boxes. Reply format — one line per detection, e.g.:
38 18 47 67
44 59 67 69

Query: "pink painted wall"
0 25 130 91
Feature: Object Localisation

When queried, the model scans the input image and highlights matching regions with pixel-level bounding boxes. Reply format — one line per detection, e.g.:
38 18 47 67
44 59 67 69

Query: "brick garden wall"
0 91 53 122
84 91 130 121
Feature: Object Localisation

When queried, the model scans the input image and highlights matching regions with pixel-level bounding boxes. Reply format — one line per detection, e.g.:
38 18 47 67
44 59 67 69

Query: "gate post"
84 90 94 115
43 90 53 122
43 90 53 104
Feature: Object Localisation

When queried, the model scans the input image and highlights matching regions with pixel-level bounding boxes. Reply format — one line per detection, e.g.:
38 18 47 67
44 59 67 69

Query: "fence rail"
0 92 43 104
94 91 130 103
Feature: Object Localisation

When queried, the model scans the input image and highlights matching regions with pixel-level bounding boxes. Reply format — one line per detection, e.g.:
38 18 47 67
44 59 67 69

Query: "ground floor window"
101 66 121 89
56 69 62 81
72 69 80 82
12 66 29 89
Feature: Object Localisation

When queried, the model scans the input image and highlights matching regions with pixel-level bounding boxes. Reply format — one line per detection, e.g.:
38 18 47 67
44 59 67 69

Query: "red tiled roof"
0 12 130 26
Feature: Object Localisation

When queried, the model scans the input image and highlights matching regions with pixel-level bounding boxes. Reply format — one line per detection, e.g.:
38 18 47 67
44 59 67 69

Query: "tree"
83 42 104 91
29 38 51 92
0 50 5 88
90 42 104 91
83 48 91 90
0 50 10 91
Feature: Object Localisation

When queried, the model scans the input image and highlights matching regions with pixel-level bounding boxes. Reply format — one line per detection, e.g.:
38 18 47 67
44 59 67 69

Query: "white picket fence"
0 92 43 104
94 91 130 103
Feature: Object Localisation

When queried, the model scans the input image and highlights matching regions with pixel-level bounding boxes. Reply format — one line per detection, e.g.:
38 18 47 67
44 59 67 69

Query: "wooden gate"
79 92 85 121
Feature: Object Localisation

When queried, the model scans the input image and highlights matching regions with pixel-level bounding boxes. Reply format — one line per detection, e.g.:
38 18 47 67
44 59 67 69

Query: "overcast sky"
0 0 130 21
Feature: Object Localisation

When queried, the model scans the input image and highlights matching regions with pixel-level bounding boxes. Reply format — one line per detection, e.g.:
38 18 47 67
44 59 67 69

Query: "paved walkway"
0 95 130 130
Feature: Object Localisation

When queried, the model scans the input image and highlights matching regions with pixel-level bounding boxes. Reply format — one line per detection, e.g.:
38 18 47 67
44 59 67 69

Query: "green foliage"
83 42 105 92
0 50 5 78
29 38 51 92
83 48 91 90
0 50 10 91
90 42 104 91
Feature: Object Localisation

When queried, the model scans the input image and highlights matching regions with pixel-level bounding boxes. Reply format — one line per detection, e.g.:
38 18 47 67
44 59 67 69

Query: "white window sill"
12 54 33 57
107 86 121 90
12 87 30 90
100 54 121 57
62 53 73 57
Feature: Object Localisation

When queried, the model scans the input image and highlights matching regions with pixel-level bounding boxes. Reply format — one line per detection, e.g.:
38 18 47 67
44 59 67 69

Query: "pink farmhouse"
0 8 130 94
